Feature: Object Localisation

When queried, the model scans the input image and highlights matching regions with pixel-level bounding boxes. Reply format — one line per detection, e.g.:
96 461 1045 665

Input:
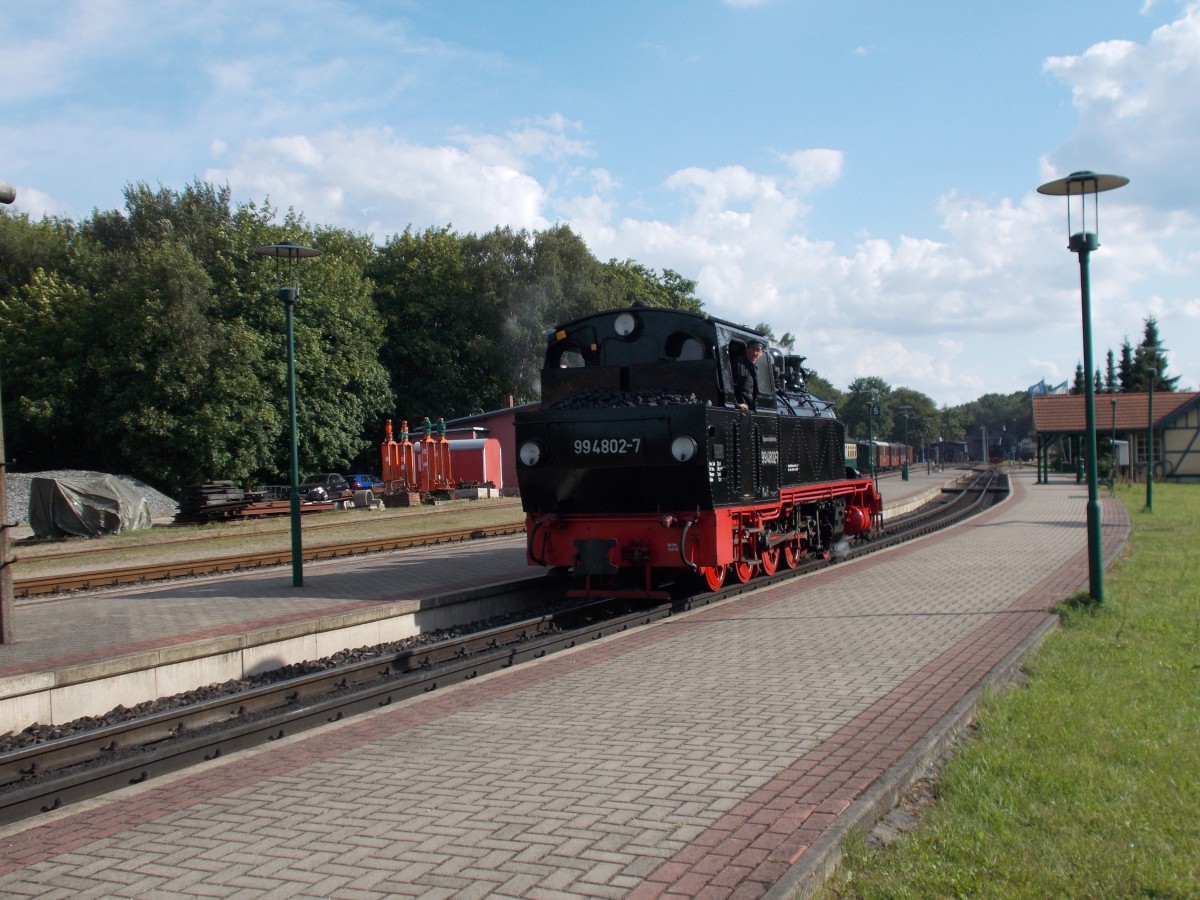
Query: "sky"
2 0 1199 408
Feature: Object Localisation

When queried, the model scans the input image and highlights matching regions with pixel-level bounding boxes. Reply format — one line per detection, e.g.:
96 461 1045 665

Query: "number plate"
572 437 643 456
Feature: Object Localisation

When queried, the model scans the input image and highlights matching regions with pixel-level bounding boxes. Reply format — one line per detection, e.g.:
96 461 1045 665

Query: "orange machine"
380 419 416 492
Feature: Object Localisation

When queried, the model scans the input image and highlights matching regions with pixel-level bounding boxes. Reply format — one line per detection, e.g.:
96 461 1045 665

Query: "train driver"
733 339 766 410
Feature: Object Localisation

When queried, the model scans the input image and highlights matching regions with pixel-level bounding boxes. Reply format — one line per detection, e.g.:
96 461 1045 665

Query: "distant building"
1031 392 1200 480
444 400 539 494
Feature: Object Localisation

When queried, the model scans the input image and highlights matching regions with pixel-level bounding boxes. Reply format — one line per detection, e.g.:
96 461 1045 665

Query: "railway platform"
0 466 954 703
0 466 1129 898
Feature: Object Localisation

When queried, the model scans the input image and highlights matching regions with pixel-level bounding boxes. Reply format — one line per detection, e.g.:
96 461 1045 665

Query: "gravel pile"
5 470 180 526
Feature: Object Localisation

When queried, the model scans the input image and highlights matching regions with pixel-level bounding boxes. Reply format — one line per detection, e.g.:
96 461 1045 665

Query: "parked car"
348 473 384 492
299 473 349 501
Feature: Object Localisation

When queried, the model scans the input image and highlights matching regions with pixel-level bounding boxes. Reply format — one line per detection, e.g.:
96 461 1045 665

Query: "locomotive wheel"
701 565 727 591
760 548 780 576
782 543 800 569
732 560 757 583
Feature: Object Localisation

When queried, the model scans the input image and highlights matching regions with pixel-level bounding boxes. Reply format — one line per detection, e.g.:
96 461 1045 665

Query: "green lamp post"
0 180 15 642
897 404 911 480
1037 170 1129 605
1110 395 1118 483
866 392 879 486
255 241 321 587
1141 341 1165 512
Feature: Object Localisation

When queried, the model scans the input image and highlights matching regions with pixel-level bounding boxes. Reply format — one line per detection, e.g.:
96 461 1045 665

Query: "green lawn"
821 481 1200 899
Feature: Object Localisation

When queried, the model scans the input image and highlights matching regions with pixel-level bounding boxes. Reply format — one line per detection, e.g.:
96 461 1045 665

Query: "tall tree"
1071 362 1086 395
598 261 702 313
1118 339 1140 392
939 404 971 445
370 225 509 423
887 387 940 449
1133 316 1180 392
0 264 90 467
1104 349 1118 393
843 377 893 441
0 208 74 300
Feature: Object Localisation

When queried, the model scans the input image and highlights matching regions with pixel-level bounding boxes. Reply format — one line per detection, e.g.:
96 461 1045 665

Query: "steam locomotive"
515 305 882 598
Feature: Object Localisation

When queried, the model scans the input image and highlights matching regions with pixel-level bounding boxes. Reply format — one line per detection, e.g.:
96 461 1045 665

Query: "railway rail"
0 468 1004 825
15 500 523 563
12 522 525 598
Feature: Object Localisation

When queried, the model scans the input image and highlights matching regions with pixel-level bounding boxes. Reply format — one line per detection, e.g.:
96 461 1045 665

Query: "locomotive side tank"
515 305 882 597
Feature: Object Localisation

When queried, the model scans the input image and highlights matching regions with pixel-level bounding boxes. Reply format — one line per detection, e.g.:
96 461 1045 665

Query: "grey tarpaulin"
28 474 153 538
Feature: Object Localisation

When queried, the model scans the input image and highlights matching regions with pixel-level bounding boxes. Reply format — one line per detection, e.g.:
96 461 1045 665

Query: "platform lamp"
1037 170 1128 604
0 181 15 643
255 241 321 587
1110 395 1118 482
896 404 911 480
1141 341 1165 512
866 392 879 485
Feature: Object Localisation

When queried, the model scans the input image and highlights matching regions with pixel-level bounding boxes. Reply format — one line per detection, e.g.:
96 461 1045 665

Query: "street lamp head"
1036 170 1129 197
1037 171 1129 251
254 241 320 259
1140 341 1167 376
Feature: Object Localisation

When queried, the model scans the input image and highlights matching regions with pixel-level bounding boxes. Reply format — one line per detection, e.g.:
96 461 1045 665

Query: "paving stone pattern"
0 471 1128 898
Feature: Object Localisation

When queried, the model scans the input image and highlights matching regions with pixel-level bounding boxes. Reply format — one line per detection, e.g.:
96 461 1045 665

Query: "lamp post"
897 404 911 480
1141 342 1164 512
1145 366 1155 511
255 241 321 587
866 392 879 486
0 180 15 642
1037 170 1128 604
1110 396 1118 482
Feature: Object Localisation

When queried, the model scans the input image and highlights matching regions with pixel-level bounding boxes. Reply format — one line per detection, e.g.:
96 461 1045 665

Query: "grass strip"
822 481 1200 898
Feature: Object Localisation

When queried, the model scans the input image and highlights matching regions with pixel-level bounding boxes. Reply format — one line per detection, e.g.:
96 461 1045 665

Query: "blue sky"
3 0 1198 407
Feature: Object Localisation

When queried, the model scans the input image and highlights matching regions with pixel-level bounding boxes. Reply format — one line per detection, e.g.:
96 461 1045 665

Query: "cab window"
548 342 589 368
664 332 707 361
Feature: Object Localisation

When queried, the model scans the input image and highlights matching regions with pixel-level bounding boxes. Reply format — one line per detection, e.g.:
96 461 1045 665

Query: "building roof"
1031 391 1200 435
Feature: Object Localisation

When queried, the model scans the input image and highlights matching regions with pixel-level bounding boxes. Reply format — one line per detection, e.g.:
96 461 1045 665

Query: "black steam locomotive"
515 305 881 597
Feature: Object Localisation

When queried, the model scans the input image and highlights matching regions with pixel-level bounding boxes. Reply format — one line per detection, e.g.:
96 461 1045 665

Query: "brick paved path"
0 471 1128 898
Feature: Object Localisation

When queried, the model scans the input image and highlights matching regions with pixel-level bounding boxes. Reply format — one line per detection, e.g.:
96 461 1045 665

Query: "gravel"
5 470 180 527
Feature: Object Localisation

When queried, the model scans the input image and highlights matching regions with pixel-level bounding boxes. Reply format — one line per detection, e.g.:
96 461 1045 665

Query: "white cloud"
778 149 844 194
1044 3 1200 209
207 128 554 238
